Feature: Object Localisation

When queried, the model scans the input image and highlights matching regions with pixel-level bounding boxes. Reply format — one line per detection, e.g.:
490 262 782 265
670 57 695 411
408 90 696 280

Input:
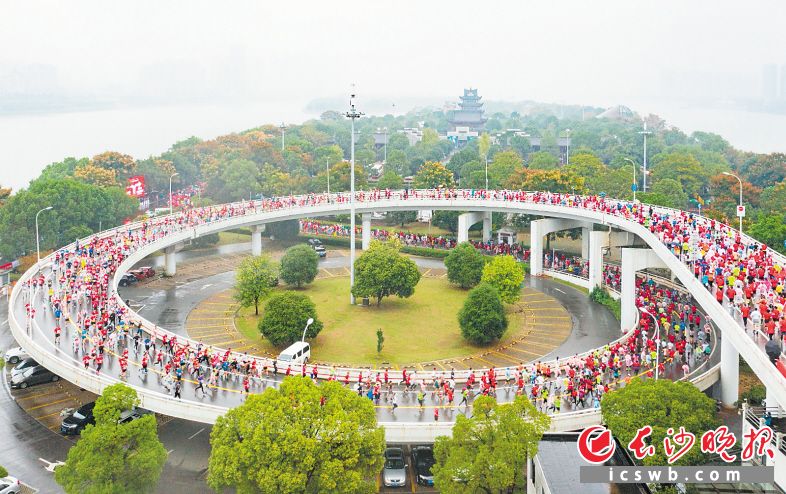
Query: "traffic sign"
631 183 638 192
736 205 746 218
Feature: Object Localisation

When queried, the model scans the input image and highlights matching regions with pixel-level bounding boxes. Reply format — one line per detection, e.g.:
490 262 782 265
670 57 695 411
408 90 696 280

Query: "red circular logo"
577 426 616 464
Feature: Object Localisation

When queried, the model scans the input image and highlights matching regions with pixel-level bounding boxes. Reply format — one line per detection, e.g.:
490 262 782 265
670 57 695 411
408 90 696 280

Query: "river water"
1 100 784 192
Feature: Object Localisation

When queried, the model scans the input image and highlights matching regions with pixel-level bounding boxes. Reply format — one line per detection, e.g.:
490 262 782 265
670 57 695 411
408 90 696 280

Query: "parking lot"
379 444 439 493
6 375 97 437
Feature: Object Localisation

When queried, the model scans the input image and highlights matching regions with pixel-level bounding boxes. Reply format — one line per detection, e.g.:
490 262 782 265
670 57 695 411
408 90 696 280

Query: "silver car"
3 347 28 365
0 476 21 494
383 447 407 488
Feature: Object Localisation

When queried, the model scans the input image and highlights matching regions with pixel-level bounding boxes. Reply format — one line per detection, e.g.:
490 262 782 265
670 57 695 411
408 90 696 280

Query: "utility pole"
346 92 363 304
565 128 571 165
326 158 330 194
638 121 652 192
280 122 286 151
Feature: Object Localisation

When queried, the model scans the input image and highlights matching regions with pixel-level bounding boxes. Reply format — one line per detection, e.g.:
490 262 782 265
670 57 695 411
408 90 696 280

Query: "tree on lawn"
207 377 385 494
458 283 508 344
433 395 550 494
259 292 323 346
351 240 421 306
749 213 786 254
480 255 524 303
235 254 278 315
280 244 319 288
54 384 167 494
601 378 719 466
444 242 486 289
413 161 455 189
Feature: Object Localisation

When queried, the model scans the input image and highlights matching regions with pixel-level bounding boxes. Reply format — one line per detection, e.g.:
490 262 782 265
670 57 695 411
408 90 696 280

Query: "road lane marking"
27 397 72 411
188 427 205 439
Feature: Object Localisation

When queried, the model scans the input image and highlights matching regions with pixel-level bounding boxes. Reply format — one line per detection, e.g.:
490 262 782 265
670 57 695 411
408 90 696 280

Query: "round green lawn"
234 276 529 366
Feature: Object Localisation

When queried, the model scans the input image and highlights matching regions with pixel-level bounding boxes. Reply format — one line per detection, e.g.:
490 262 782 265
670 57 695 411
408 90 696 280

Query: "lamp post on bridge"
35 206 53 265
169 172 179 215
346 93 363 304
722 171 744 235
623 157 638 203
301 317 314 343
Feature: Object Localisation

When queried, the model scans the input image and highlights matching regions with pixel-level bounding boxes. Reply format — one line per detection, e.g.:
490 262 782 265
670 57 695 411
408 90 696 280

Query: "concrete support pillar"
620 248 637 332
164 246 177 277
530 220 544 276
581 227 591 259
457 212 484 244
767 387 784 417
482 211 492 243
720 333 740 407
362 213 372 250
620 247 669 332
251 225 264 256
588 230 605 290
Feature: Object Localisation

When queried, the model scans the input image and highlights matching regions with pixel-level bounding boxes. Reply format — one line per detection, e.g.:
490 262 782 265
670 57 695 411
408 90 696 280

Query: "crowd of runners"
15 187 786 415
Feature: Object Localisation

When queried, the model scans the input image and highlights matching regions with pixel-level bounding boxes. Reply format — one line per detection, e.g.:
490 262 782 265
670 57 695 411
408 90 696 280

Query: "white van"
278 341 311 364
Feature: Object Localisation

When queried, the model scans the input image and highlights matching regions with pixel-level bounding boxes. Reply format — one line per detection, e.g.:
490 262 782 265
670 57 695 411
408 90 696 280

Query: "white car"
3 347 28 365
0 476 21 494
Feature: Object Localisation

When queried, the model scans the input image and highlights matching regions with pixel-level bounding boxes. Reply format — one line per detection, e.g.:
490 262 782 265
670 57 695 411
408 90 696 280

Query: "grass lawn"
216 230 251 245
235 276 529 366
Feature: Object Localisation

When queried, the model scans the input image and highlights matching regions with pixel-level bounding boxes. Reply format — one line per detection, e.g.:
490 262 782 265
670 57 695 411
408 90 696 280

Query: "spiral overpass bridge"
8 189 784 443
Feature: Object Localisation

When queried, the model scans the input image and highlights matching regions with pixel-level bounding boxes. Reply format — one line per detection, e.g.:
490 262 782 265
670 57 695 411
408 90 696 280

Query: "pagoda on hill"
447 88 488 132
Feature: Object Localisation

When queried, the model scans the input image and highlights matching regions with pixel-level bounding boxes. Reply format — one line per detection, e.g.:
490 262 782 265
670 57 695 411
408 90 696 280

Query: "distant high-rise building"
762 64 778 102
446 88 487 132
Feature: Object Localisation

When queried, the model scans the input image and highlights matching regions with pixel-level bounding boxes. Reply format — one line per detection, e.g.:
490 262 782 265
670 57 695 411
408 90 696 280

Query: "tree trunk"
254 298 259 315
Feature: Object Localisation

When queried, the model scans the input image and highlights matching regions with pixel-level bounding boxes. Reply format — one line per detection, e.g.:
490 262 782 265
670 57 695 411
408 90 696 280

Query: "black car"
60 402 96 435
118 274 138 287
10 364 58 389
411 445 435 486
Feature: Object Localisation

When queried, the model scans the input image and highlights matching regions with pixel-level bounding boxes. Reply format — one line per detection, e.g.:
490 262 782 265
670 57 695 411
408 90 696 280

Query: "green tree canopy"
351 240 421 306
267 219 300 240
749 213 786 254
279 244 319 288
488 150 523 187
444 242 486 289
601 379 719 466
207 158 260 202
0 178 137 258
480 255 524 304
259 291 323 346
644 178 689 208
433 395 550 493
458 283 508 344
207 377 385 494
54 384 166 494
413 161 455 189
234 254 278 315
528 151 559 170
376 170 404 190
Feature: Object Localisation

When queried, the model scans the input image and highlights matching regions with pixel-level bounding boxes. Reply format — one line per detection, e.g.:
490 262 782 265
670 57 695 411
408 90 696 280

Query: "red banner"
126 176 146 198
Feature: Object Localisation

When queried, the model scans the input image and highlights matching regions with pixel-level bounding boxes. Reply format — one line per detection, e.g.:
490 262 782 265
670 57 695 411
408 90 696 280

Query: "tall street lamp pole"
565 128 571 165
623 157 638 202
638 122 652 192
301 317 314 343
169 172 179 215
35 206 53 265
326 158 330 195
639 308 661 380
723 171 744 234
280 122 286 151
346 93 363 304
383 127 388 166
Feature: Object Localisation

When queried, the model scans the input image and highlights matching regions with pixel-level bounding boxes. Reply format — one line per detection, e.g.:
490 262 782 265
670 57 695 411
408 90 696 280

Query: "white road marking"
1 318 8 325
38 458 65 472
200 284 213 290
188 427 205 439
554 288 566 294
167 449 175 455
1 368 13 400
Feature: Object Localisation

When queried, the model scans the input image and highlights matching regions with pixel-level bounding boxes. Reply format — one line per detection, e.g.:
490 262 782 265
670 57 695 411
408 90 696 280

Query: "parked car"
307 239 327 258
10 358 38 379
3 347 28 365
10 364 58 389
411 445 435 486
118 273 138 287
137 266 156 278
0 476 21 494
117 407 153 424
60 401 96 435
383 447 407 488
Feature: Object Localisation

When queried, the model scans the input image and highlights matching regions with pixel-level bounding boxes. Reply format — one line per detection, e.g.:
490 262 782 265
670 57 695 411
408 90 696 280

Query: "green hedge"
400 246 451 258
300 234 359 248
589 286 621 320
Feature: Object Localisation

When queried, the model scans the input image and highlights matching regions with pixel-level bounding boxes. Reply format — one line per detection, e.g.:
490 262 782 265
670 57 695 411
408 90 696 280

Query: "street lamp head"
170 172 179 178
306 318 314 327
722 172 732 177
44 206 53 211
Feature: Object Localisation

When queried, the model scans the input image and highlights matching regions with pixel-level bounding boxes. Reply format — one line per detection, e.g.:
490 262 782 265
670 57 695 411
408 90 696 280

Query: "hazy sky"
3 0 785 104
1 1 786 191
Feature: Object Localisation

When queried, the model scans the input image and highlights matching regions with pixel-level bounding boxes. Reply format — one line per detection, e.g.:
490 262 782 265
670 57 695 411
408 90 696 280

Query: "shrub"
480 255 524 303
445 242 486 289
458 283 508 344
589 286 621 320
259 292 323 347
279 244 319 288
